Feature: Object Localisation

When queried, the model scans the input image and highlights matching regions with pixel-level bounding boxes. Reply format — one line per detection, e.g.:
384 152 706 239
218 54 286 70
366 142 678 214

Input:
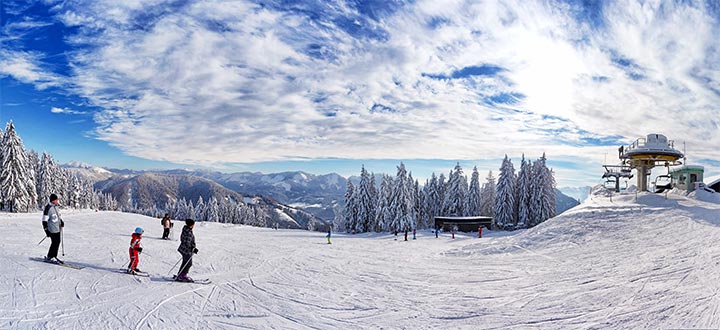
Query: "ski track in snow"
3 194 720 328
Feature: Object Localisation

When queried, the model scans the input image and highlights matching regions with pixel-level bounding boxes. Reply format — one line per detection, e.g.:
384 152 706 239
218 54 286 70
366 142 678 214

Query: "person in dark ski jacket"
176 219 198 281
42 194 64 263
128 227 144 273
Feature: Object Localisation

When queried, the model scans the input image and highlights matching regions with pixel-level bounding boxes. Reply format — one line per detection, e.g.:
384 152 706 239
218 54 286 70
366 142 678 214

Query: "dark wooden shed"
434 216 493 232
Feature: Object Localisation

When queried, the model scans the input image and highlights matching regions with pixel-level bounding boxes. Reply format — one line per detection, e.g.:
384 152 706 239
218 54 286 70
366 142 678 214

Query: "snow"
4 191 720 328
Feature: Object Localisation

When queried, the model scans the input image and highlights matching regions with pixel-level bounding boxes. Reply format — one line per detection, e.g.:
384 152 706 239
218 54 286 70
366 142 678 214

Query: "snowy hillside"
4 189 720 328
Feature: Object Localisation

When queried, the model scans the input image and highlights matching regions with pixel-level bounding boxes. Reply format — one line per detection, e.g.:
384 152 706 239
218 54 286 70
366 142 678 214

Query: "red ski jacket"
130 233 142 251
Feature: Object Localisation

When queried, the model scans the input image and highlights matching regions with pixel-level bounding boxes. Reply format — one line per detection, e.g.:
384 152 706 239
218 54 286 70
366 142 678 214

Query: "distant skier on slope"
42 194 64 264
128 227 144 274
176 219 198 282
161 213 172 240
326 228 332 244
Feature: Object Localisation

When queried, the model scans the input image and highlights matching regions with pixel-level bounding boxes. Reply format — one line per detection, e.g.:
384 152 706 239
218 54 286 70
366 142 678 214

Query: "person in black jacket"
176 219 198 281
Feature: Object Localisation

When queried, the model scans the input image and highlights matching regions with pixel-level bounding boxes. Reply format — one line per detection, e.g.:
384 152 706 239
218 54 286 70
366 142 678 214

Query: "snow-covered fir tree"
195 196 206 221
480 171 496 217
374 174 393 232
465 166 482 216
206 196 220 222
67 174 81 209
343 180 358 233
406 172 418 229
355 165 377 233
494 155 517 229
388 162 414 232
443 163 467 216
436 173 447 217
516 155 532 228
528 153 556 227
1 121 37 212
413 178 425 229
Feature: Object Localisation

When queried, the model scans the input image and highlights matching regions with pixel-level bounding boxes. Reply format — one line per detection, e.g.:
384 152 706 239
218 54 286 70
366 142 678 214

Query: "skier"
161 214 172 240
435 227 439 238
326 228 332 244
42 194 64 264
128 227 144 274
451 225 457 239
394 230 398 241
412 228 416 240
176 219 198 282
478 226 483 238
404 230 408 241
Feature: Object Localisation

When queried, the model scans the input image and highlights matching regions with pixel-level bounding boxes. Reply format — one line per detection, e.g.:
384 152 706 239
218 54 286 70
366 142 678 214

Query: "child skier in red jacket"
128 227 144 274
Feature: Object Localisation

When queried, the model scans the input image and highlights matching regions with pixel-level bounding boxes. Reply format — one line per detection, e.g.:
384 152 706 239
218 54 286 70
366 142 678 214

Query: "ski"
118 269 150 277
164 276 212 284
30 257 85 270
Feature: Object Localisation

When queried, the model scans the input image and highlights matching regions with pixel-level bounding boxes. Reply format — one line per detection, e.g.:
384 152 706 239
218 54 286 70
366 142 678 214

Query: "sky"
1 0 720 188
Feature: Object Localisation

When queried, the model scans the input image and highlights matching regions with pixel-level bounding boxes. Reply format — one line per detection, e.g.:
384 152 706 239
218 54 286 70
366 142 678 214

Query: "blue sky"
2 0 720 187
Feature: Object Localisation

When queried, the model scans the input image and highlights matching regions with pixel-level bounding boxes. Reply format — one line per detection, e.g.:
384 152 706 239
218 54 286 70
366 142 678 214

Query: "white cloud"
50 107 86 115
10 0 720 182
0 50 63 89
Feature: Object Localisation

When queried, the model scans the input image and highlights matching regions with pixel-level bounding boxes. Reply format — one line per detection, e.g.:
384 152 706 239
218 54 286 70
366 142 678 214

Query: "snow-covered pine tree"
355 165 376 233
414 178 425 229
388 162 414 233
174 198 187 220
27 150 40 209
343 180 357 233
207 196 220 222
494 155 517 229
195 196 206 221
443 163 467 216
436 173 446 217
535 153 556 225
465 166 482 216
1 121 37 212
406 172 418 228
187 200 195 221
516 155 532 229
374 174 393 232
480 171 496 218
66 174 81 209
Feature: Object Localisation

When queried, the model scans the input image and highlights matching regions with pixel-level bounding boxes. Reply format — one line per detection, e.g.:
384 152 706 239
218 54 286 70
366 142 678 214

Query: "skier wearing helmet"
128 227 144 274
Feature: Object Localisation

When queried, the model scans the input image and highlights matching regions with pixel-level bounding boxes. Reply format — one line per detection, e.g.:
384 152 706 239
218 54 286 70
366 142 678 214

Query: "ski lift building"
669 165 704 193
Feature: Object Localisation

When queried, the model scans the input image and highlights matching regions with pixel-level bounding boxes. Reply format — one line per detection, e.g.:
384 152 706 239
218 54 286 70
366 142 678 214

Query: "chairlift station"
605 134 687 192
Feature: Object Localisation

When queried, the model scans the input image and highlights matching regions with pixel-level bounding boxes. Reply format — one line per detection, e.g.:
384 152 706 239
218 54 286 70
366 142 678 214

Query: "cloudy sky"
1 0 720 187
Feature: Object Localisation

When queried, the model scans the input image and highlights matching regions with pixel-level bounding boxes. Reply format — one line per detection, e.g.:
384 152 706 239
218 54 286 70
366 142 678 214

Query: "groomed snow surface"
3 189 720 329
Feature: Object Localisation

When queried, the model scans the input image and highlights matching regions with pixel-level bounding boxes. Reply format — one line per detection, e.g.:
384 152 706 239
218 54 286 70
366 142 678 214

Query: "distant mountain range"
63 163 582 223
558 186 593 202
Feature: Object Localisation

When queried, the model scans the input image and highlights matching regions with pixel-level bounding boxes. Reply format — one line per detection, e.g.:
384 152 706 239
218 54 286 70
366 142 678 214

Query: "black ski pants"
162 228 170 239
178 253 193 276
47 232 61 259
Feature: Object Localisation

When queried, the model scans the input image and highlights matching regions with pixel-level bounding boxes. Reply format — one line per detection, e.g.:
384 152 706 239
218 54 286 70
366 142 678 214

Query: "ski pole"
168 256 183 275
176 254 195 275
61 227 65 257
37 236 48 245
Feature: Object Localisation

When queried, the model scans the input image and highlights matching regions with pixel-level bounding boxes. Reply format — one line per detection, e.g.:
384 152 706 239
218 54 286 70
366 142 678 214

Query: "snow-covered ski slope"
3 190 720 329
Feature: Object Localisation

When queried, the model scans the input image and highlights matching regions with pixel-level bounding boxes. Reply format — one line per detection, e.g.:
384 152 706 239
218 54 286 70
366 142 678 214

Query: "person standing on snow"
128 227 144 274
326 228 332 244
161 214 172 240
412 228 417 240
176 219 198 282
42 194 64 263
